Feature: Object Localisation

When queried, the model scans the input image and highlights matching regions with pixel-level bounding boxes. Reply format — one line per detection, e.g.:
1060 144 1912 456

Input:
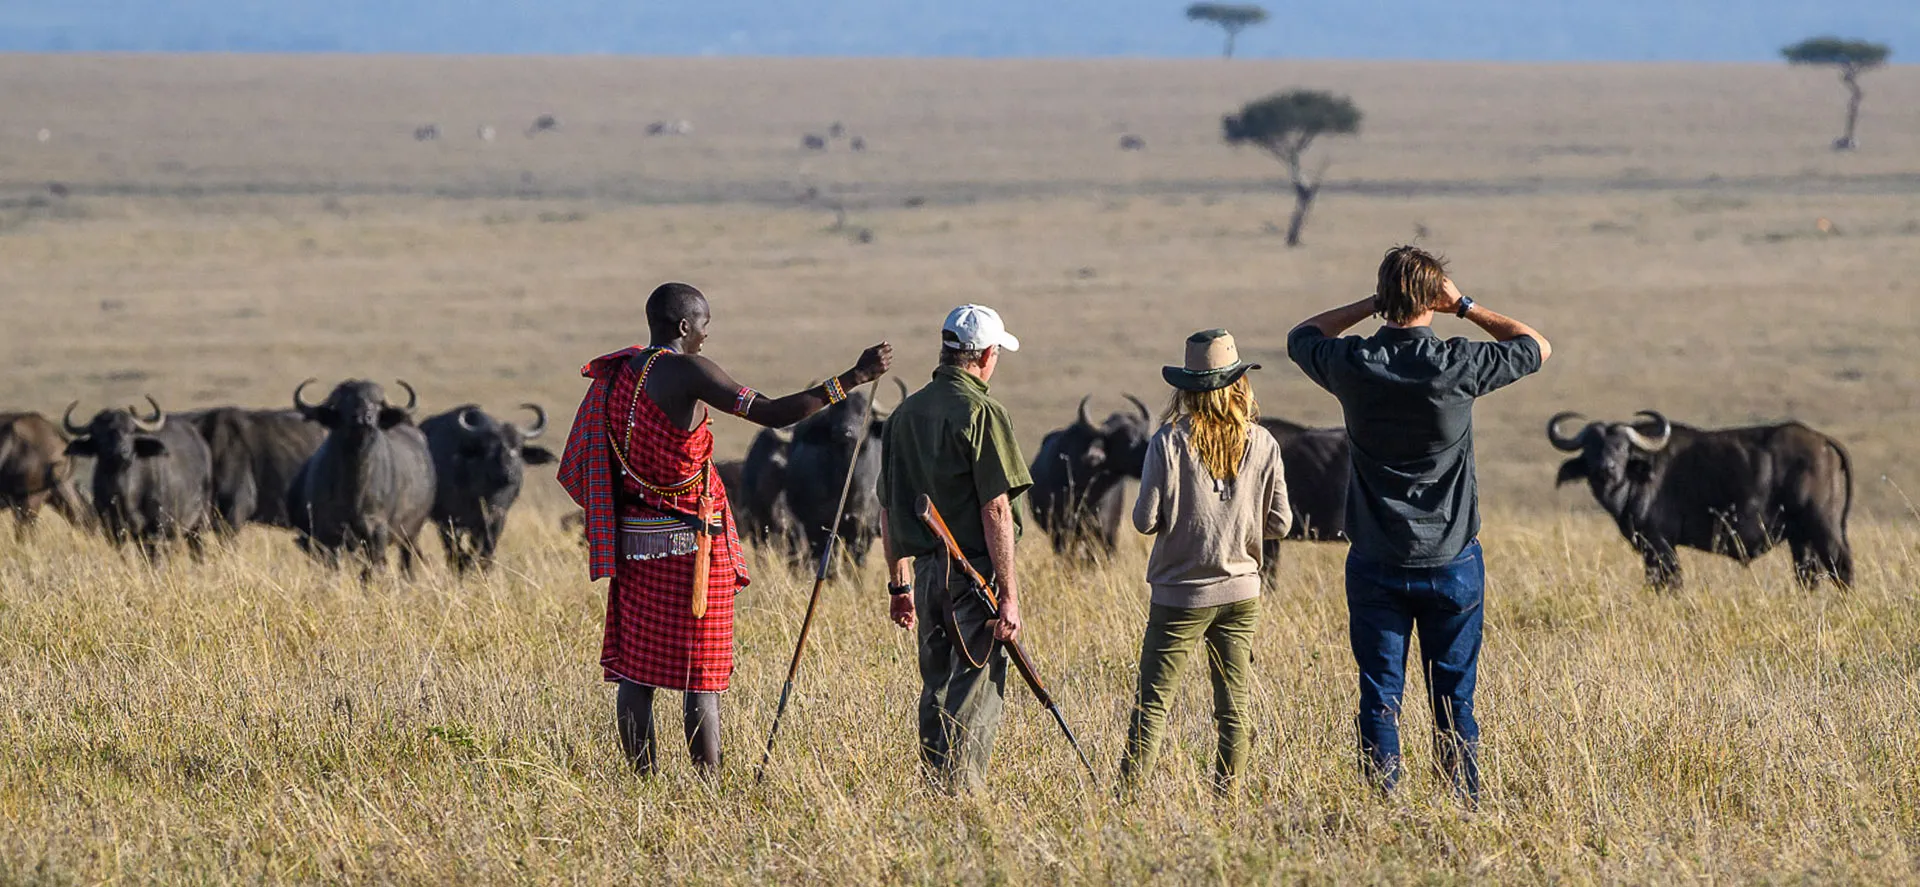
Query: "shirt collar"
932 364 991 394
1372 325 1438 341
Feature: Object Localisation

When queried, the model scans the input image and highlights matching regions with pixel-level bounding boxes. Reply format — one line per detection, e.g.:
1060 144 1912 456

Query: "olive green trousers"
1119 597 1260 795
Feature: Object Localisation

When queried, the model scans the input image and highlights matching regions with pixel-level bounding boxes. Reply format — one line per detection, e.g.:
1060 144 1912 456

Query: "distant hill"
0 0 1909 61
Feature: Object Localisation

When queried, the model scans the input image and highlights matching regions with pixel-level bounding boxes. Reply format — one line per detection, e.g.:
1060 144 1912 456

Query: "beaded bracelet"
731 387 759 417
824 376 848 404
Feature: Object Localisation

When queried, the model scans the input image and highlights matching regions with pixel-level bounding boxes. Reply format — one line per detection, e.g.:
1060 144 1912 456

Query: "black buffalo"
1028 395 1152 558
737 426 800 554
1548 410 1853 590
62 398 213 561
0 411 90 537
289 379 436 578
1257 417 1350 542
419 403 555 573
184 408 325 532
783 381 903 571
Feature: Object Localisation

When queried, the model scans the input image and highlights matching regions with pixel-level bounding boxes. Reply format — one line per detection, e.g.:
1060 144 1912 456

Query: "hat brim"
1162 362 1259 392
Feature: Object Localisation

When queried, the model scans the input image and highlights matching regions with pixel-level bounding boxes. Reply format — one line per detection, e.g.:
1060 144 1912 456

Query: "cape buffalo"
738 426 800 554
1548 410 1853 590
419 403 555 573
1257 417 1350 542
63 398 213 561
289 379 435 579
1028 395 1152 558
0 412 89 537
184 408 325 532
783 381 903 572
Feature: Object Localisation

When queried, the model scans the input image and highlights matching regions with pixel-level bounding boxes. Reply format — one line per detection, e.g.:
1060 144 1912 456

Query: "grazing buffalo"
419 403 555 573
801 134 827 150
783 381 903 571
0 412 89 537
289 379 435 578
1548 410 1853 590
738 427 800 554
63 398 213 561
184 408 325 532
1028 395 1153 558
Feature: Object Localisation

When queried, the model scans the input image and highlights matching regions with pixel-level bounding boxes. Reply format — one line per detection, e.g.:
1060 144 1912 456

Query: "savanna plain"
3 56 1920 883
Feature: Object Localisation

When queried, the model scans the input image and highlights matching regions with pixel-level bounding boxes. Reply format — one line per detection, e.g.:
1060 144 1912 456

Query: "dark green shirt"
1288 324 1542 567
878 366 1031 559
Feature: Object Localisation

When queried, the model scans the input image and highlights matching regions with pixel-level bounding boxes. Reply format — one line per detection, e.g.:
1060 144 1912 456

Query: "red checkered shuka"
587 350 749 692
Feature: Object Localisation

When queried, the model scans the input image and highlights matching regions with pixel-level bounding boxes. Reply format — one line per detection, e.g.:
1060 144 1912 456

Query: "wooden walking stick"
754 379 883 784
914 494 1098 781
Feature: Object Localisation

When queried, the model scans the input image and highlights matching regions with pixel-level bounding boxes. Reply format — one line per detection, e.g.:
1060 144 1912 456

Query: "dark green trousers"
1119 597 1260 794
913 555 1008 794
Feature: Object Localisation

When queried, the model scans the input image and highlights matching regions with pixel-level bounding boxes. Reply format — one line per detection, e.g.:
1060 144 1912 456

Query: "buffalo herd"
0 378 1861 591
0 381 558 578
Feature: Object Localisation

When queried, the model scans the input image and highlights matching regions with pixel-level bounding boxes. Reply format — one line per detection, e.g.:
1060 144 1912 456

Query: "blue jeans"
1346 540 1484 798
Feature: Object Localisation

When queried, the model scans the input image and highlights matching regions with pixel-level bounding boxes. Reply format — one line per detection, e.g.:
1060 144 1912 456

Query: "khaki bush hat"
1162 329 1260 392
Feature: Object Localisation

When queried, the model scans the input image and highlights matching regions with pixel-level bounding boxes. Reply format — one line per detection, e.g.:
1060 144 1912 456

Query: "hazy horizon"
0 0 1909 62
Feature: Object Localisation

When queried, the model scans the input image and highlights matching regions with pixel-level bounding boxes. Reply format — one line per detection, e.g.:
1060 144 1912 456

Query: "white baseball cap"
941 304 1021 353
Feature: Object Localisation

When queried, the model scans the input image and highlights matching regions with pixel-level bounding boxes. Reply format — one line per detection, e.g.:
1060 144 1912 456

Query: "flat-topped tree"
1224 89 1362 247
1783 37 1892 150
1187 3 1268 59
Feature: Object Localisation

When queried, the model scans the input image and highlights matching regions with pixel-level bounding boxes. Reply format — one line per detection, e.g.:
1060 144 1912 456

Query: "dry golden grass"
3 55 1920 883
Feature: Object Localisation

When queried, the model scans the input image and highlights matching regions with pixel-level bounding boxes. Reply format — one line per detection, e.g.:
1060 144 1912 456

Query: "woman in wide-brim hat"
1120 329 1293 796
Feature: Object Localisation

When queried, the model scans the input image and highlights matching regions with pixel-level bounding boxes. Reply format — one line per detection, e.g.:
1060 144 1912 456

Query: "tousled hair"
1163 376 1258 483
1373 246 1448 326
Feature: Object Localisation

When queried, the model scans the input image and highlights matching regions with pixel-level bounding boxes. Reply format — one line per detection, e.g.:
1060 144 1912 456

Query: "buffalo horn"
393 379 418 413
457 407 485 432
1124 393 1151 422
293 378 321 413
62 401 87 435
129 395 166 433
1076 395 1095 428
518 403 548 439
1622 410 1672 452
1546 412 1591 451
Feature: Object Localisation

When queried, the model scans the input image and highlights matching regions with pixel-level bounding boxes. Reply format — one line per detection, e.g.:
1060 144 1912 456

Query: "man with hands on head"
1287 246 1550 803
876 304 1032 794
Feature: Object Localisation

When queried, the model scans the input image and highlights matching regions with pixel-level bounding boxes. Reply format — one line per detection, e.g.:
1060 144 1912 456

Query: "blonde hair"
1163 376 1258 482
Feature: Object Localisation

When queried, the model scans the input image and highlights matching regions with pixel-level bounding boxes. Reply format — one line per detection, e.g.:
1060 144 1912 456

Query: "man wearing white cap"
876 304 1030 793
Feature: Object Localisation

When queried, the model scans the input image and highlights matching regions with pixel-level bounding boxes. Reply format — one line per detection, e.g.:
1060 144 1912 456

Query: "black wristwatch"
887 582 912 597
1455 296 1476 318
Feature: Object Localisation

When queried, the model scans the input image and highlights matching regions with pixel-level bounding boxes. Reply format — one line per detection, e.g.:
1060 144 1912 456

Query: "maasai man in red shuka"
560 281 891 775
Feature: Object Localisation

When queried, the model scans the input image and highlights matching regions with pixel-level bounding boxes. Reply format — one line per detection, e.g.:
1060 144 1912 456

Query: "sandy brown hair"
1162 376 1258 483
1373 245 1448 326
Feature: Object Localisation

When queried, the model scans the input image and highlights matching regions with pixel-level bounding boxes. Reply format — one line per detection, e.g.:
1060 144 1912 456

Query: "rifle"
913 493 1097 781
754 379 881 784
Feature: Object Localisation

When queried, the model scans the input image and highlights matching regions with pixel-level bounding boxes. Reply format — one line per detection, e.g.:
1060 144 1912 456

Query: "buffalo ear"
65 438 96 457
1555 458 1588 487
134 437 169 458
522 445 558 465
377 407 412 429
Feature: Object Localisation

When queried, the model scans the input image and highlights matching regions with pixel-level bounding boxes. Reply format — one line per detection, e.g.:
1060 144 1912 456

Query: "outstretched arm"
677 343 893 428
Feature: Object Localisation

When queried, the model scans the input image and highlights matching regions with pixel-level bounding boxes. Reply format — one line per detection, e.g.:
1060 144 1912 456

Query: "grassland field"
2 56 1919 883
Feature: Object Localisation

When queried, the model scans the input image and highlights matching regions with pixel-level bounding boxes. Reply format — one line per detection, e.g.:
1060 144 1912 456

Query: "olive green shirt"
878 365 1031 559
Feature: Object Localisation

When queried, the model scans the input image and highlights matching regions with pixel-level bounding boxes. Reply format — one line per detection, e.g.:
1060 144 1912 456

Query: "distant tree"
1782 37 1892 151
1224 89 1362 247
1186 3 1268 59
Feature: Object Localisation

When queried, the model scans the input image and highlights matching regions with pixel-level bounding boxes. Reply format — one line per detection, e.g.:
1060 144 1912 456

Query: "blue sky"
0 0 1907 61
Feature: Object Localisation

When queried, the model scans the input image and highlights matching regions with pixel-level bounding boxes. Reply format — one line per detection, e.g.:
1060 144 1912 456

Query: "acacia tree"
1782 37 1892 150
1186 3 1268 59
1224 89 1361 247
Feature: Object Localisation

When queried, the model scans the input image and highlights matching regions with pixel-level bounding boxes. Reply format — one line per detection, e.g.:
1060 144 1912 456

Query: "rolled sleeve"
1466 336 1544 396
969 403 1031 505
1287 326 1341 392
